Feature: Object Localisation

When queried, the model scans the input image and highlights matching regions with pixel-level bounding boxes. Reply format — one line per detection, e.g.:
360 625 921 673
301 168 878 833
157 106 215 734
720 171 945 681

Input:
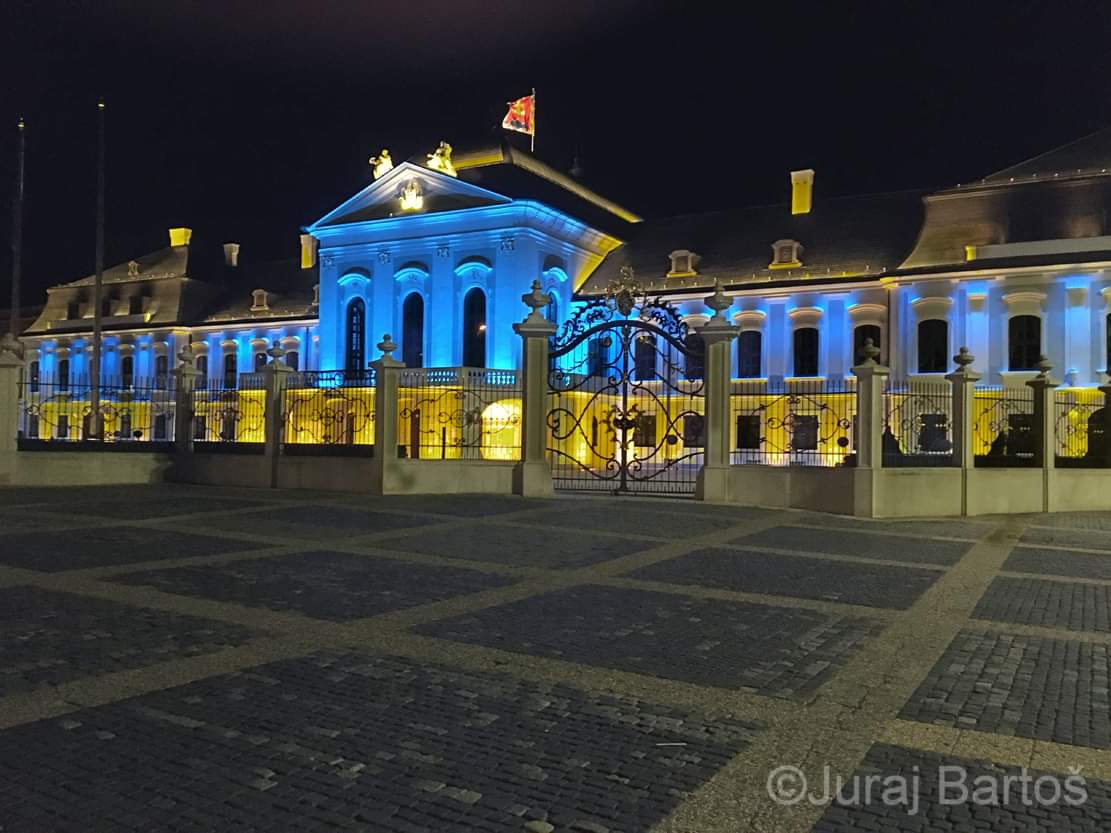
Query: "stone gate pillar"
513 280 557 497
1026 357 1057 470
695 281 738 502
851 339 890 469
0 333 24 484
263 343 293 487
946 347 982 471
372 335 404 464
172 343 201 457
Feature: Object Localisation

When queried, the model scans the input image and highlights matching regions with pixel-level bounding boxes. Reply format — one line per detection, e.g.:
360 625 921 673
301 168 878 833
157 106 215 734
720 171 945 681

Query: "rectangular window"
633 413 657 448
119 412 132 440
193 415 207 441
587 338 607 378
793 328 819 377
57 415 69 440
155 354 169 388
154 414 168 440
736 414 761 450
682 414 705 448
29 361 39 393
633 336 656 381
737 331 762 378
128 296 143 315
793 415 819 451
28 414 39 439
223 354 237 389
917 319 949 373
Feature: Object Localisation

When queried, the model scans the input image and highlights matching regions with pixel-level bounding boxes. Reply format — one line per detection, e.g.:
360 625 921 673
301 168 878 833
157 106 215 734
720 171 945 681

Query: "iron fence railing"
398 367 522 461
1055 387 1109 467
883 379 956 467
282 369 376 450
18 374 176 447
972 385 1037 467
729 377 856 467
190 374 266 446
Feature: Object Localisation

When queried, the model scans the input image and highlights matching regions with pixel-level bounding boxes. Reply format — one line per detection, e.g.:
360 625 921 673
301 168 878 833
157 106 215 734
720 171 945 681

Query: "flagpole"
530 87 536 154
91 99 105 439
9 117 25 338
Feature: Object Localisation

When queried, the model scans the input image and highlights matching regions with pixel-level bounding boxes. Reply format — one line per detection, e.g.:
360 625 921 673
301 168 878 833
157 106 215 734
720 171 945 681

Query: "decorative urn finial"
860 337 881 365
1035 355 1053 378
521 279 551 323
267 342 286 363
704 279 731 323
378 334 399 359
953 346 975 371
0 332 24 359
176 342 195 366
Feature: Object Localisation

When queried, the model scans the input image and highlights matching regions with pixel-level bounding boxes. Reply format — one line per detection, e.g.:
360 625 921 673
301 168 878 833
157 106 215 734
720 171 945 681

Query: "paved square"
735 525 972 565
630 547 942 609
973 576 1111 632
194 503 439 540
0 586 255 698
375 523 651 569
0 525 255 572
114 550 518 621
901 629 1111 748
1005 546 1111 580
520 506 748 540
8 484 1111 833
812 743 1111 832
417 583 883 697
0 652 761 833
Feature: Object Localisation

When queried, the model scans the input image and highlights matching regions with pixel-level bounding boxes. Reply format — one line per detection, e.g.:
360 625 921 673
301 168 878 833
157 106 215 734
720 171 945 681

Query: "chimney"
300 233 318 269
222 242 241 267
169 227 193 247
790 169 814 215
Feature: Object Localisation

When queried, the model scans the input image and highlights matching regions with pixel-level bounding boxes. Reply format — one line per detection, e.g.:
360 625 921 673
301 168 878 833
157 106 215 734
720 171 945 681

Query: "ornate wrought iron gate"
547 286 705 495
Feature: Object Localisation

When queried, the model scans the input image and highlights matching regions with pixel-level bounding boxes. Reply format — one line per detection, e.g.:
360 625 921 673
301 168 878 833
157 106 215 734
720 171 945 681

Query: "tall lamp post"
8 117 25 338
90 100 106 438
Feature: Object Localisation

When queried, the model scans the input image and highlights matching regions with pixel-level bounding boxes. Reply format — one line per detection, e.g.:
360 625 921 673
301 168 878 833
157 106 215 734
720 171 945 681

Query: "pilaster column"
1026 356 1057 470
946 347 982 471
695 281 739 502
513 280 557 497
171 343 201 456
371 335 404 462
851 339 890 468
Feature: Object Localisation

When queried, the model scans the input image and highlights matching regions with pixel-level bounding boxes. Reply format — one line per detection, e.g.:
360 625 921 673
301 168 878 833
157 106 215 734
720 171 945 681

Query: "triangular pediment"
308 162 512 229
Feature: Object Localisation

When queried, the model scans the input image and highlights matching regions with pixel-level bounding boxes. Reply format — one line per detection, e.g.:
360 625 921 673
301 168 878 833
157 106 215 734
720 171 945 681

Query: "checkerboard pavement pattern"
2 486 1111 831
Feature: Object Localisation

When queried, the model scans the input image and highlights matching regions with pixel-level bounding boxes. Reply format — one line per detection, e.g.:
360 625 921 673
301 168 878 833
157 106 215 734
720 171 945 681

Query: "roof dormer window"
770 239 803 269
667 249 699 277
251 289 270 312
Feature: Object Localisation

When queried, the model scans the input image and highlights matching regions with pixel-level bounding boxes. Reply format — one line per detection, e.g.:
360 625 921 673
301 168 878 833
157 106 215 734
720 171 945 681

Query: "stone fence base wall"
724 464 1111 517
0 450 173 487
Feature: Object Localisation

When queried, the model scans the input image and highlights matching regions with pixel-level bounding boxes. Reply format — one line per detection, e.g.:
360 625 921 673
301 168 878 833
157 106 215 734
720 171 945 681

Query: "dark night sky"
3 0 1111 301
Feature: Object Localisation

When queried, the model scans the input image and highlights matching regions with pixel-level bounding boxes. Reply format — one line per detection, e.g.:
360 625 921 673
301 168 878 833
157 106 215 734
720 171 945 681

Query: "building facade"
19 129 1111 391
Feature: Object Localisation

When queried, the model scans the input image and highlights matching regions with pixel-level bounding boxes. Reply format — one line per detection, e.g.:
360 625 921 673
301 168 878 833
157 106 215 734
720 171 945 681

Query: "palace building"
19 128 1111 390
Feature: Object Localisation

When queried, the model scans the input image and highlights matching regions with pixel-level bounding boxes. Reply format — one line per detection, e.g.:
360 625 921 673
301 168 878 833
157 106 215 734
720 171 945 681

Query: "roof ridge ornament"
426 141 457 177
369 149 394 179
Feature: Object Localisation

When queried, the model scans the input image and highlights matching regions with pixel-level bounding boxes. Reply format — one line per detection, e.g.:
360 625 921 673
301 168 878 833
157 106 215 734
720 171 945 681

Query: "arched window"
634 334 656 381
223 353 237 388
154 354 168 388
1008 315 1041 371
738 330 762 378
57 358 70 392
285 351 299 371
462 288 486 368
684 332 705 380
402 293 424 368
793 327 819 377
917 319 948 373
121 356 134 388
346 298 366 372
254 351 268 371
853 324 882 365
546 293 559 325
195 354 208 387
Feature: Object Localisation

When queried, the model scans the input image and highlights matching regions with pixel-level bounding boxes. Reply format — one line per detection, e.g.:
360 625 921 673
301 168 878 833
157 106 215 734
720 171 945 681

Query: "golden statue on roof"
369 149 394 179
426 141 456 177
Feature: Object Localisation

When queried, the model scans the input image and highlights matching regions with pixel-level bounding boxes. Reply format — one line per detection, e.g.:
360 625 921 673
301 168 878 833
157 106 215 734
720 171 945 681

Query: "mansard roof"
980 126 1111 186
580 190 925 296
198 257 318 324
61 244 190 286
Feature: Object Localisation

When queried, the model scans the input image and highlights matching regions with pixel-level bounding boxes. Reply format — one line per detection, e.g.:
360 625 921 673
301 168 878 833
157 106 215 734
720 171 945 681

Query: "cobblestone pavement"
2 487 1111 831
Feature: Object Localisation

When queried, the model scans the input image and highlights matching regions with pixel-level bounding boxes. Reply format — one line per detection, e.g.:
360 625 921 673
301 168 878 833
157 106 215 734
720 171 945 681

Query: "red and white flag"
502 93 536 137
